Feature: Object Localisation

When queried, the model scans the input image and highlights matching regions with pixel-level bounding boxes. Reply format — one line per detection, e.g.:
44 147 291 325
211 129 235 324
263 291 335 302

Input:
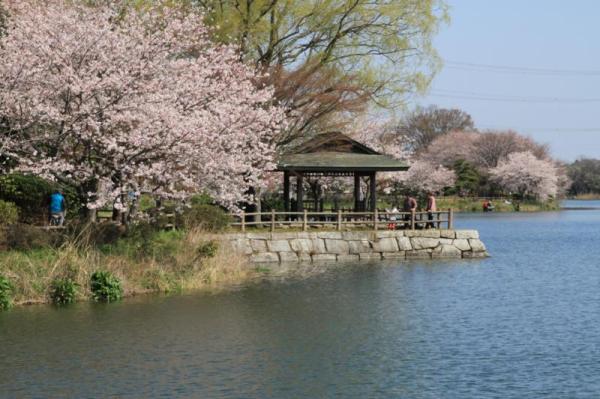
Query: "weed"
50 277 78 305
0 274 13 310
90 271 123 303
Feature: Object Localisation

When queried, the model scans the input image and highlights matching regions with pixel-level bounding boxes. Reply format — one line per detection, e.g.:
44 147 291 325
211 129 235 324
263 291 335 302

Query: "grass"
0 228 254 306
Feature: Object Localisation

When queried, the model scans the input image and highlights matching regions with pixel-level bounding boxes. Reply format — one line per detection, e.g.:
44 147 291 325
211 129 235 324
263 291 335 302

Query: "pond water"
3 203 600 398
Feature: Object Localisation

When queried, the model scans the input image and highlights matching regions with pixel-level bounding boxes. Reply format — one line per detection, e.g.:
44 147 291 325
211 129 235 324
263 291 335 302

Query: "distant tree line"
567 159 600 196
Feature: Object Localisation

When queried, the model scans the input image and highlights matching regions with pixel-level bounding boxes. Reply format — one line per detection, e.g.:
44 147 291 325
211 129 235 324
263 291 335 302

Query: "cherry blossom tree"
0 1 286 213
473 130 550 168
489 151 558 200
419 131 480 168
396 160 456 194
349 117 413 161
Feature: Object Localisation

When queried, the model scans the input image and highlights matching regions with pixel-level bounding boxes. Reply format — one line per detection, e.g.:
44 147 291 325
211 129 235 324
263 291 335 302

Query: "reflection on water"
3 205 600 398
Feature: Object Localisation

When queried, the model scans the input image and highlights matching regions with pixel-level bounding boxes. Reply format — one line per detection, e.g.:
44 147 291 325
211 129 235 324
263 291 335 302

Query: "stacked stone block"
223 230 488 263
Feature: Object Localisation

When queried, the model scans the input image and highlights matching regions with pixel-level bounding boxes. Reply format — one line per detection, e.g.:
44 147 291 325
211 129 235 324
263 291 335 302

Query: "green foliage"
197 240 218 259
182 204 231 231
261 192 285 212
0 274 13 310
567 158 600 195
0 174 84 223
141 229 184 261
50 277 78 305
90 271 123 303
189 193 214 206
137 194 156 211
124 222 158 257
0 200 19 225
102 224 184 261
452 159 481 196
200 0 447 88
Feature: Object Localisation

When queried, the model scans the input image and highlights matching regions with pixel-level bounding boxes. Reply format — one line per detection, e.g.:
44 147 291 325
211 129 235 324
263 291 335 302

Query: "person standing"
49 190 66 226
426 192 437 228
403 193 417 228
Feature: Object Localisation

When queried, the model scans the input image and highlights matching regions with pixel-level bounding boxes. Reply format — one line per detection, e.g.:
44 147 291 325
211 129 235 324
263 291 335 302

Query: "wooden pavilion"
276 132 408 212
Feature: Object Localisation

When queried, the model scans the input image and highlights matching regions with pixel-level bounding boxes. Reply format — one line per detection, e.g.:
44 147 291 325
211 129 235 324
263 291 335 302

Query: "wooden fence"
230 209 454 232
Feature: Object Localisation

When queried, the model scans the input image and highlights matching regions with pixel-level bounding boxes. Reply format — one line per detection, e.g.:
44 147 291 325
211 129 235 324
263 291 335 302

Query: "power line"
444 60 600 76
429 89 600 103
477 125 600 132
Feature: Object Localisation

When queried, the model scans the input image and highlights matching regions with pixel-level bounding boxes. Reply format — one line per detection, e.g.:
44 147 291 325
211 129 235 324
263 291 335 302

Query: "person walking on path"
49 190 66 226
426 192 437 228
403 193 417 228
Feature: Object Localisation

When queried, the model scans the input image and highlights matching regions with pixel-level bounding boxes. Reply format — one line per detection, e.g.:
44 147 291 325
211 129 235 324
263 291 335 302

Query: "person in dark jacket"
403 193 417 228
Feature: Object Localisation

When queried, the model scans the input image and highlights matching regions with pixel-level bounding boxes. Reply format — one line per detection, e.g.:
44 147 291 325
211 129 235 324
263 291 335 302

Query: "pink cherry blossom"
489 151 558 200
0 1 286 210
394 160 456 194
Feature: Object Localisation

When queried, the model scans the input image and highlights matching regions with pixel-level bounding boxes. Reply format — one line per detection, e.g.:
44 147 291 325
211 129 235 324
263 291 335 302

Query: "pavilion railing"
230 209 454 232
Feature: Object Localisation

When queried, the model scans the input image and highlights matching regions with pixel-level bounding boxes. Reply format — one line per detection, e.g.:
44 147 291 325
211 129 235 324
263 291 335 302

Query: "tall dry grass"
0 227 254 305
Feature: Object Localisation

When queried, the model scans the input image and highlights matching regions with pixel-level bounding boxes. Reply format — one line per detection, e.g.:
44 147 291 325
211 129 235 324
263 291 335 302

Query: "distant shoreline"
436 197 559 213
566 195 600 200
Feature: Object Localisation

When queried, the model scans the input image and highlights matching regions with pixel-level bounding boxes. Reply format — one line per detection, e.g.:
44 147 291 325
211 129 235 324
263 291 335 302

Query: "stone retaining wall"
222 230 488 263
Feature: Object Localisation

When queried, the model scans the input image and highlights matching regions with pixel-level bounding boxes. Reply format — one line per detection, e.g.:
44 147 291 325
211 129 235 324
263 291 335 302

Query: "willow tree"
192 0 449 145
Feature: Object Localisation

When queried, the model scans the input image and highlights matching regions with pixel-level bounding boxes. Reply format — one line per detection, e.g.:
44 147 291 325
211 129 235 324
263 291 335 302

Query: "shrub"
0 274 13 310
197 240 218 259
0 200 19 225
50 277 78 305
3 224 64 250
124 222 158 257
90 271 123 303
182 204 231 231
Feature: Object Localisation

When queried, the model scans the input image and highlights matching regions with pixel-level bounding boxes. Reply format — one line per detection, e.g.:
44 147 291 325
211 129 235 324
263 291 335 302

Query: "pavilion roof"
276 132 408 172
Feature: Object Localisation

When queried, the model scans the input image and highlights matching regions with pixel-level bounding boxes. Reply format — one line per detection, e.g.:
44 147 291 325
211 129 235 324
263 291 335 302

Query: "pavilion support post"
296 173 304 212
283 171 290 217
369 171 377 212
353 173 360 212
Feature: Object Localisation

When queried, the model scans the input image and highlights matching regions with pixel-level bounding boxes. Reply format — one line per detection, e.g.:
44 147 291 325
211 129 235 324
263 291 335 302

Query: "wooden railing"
230 209 454 232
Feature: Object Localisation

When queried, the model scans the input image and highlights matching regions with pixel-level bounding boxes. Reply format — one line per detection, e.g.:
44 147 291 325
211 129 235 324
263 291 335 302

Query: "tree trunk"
255 193 262 228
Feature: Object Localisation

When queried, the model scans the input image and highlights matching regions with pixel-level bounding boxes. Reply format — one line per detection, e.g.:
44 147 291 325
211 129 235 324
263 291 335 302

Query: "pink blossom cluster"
0 1 286 209
349 118 413 161
489 151 558 200
393 160 456 194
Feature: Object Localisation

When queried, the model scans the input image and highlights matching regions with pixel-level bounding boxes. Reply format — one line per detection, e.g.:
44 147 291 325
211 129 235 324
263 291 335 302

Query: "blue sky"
417 0 600 162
